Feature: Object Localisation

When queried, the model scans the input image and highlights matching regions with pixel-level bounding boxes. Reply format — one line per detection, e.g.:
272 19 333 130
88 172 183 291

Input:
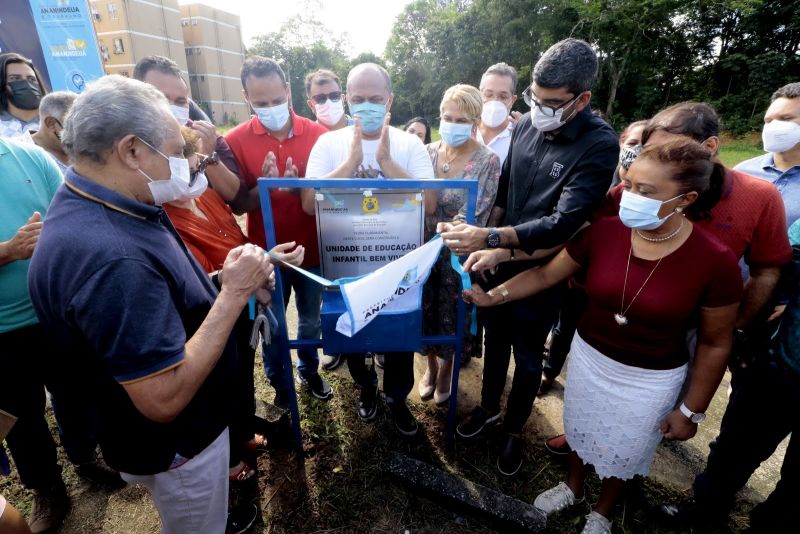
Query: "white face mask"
481 100 509 128
315 99 345 127
137 139 193 205
762 120 800 153
530 94 580 132
184 171 208 200
169 104 190 125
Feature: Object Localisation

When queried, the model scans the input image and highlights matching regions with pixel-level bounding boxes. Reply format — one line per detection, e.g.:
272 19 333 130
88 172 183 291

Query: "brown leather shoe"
29 482 69 533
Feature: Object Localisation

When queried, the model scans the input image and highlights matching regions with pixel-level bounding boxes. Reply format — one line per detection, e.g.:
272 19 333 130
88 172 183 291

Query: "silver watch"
679 402 706 424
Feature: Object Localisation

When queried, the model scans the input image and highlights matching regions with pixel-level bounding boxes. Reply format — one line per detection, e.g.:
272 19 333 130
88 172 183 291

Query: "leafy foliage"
247 0 800 133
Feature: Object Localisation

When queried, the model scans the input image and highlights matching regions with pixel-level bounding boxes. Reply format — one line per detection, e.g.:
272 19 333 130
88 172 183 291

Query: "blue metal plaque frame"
258 178 479 449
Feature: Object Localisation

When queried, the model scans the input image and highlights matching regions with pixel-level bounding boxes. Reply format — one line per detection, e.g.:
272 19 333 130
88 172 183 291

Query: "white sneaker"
581 511 612 533
533 482 584 516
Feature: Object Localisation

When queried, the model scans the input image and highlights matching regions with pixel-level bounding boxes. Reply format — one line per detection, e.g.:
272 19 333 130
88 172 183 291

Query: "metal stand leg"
445 297 467 442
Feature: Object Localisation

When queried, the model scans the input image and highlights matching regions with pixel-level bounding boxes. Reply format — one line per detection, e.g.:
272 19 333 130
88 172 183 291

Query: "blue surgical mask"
254 101 290 131
619 190 683 230
439 120 473 147
349 101 386 133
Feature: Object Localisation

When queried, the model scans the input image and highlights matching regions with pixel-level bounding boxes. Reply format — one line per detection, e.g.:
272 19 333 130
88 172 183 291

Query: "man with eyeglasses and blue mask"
27 75 276 533
225 56 333 407
439 38 619 476
303 62 434 437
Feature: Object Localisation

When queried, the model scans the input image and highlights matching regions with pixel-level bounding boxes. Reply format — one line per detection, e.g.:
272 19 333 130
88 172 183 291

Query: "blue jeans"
263 266 323 391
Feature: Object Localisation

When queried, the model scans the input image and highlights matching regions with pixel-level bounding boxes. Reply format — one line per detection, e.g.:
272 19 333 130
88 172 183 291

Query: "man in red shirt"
604 103 791 331
225 56 331 404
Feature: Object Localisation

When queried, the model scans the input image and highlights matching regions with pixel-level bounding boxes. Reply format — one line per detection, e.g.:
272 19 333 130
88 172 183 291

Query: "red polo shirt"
225 111 326 267
597 168 791 267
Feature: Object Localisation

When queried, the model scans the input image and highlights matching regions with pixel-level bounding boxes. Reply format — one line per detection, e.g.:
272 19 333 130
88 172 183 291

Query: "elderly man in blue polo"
28 75 274 534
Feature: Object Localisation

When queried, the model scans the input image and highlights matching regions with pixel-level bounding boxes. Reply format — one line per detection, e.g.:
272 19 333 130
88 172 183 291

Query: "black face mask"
7 79 42 110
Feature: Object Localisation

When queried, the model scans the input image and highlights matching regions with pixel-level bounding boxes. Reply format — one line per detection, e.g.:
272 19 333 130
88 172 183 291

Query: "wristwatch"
486 227 501 248
679 402 706 424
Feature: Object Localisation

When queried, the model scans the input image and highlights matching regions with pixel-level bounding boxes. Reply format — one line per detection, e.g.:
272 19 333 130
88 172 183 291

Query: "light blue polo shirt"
735 152 800 228
0 138 63 332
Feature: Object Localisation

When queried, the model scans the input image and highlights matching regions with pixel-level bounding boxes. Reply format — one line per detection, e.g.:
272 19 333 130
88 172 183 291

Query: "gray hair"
38 91 77 122
480 62 518 94
533 38 598 95
347 63 392 93
772 82 800 102
62 75 169 163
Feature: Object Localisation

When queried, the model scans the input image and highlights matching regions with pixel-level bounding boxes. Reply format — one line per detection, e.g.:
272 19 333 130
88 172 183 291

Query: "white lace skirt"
564 333 687 480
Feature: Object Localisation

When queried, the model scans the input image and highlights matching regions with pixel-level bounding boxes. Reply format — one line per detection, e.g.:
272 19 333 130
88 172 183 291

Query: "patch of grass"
1 352 759 533
247 367 752 534
719 140 763 168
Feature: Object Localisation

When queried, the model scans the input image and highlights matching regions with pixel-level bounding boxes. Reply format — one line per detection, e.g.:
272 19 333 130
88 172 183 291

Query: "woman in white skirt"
463 138 742 534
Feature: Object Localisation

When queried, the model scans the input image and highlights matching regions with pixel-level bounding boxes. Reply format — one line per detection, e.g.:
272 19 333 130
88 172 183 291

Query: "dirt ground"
1 298 787 533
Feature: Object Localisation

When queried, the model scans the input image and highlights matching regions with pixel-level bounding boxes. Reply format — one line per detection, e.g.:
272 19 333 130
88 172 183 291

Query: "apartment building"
89 0 188 79
180 3 247 124
89 0 247 124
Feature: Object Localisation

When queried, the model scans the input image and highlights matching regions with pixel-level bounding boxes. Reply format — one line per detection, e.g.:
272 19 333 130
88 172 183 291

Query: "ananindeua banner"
267 235 444 338
336 235 443 337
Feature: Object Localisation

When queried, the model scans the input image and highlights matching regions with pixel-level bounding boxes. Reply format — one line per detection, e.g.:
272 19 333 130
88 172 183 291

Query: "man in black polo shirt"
27 75 274 532
441 38 618 476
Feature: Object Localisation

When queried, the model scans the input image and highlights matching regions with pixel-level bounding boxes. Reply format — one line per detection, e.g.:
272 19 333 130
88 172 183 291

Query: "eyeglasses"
310 91 342 105
522 86 580 117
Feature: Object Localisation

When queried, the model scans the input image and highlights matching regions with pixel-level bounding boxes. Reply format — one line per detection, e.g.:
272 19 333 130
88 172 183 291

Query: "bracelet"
495 283 509 302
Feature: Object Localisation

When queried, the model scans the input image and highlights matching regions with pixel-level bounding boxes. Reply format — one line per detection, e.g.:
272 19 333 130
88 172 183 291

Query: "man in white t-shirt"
476 63 518 167
304 63 434 436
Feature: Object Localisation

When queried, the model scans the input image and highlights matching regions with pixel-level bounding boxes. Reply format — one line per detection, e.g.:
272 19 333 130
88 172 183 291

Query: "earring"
676 206 684 214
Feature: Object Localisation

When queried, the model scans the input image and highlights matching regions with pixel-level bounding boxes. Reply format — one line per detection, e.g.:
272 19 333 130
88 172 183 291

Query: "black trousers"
693 356 799 529
229 310 257 467
345 352 414 407
0 324 62 490
543 284 587 380
480 283 564 433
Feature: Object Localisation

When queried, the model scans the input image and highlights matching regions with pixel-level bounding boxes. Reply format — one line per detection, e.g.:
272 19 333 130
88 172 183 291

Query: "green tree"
248 1 351 119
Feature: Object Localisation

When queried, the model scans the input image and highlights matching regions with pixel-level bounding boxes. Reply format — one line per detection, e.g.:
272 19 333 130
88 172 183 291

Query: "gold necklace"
615 232 672 326
441 145 458 173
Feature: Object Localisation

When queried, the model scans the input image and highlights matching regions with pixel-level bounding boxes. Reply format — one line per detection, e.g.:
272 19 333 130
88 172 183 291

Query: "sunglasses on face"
310 91 342 105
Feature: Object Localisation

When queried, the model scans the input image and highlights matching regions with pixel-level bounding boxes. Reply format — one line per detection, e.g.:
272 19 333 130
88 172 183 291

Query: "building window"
107 3 119 20
192 18 198 26
200 75 205 82
100 44 110 62
113 38 124 54
186 48 193 55
119 71 129 78
181 19 189 27
91 7 101 20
